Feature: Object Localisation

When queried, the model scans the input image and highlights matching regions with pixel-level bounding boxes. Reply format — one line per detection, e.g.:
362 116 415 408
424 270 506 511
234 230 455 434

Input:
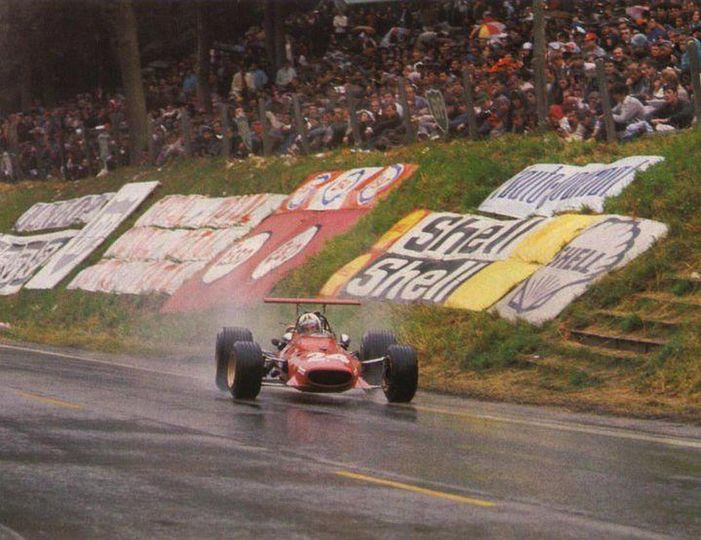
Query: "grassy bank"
1 131 700 421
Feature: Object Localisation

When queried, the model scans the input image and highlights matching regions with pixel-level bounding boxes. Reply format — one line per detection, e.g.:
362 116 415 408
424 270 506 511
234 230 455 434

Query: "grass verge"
1 131 700 421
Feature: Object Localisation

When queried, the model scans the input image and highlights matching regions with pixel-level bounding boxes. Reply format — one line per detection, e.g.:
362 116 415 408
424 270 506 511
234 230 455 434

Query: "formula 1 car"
214 298 418 403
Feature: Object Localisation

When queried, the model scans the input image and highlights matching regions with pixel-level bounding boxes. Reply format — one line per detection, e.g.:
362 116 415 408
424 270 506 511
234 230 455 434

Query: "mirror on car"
340 333 351 349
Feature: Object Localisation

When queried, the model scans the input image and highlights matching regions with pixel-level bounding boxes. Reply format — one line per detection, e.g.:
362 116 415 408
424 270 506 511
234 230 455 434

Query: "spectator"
4 0 701 181
651 84 694 131
611 82 645 132
275 61 297 88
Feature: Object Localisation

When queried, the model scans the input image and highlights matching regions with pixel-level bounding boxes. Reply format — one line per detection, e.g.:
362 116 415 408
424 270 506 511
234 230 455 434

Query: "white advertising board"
26 181 159 290
386 212 548 261
104 227 247 262
339 212 549 304
69 259 207 295
71 191 283 295
0 231 78 295
305 167 383 211
495 216 668 325
13 193 114 233
478 156 664 218
134 193 285 229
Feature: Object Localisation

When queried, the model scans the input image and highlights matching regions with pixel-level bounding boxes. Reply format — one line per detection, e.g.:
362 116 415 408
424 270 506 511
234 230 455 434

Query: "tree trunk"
108 0 148 164
8 0 35 112
19 60 33 112
263 0 275 69
196 3 212 113
273 0 286 72
533 0 548 130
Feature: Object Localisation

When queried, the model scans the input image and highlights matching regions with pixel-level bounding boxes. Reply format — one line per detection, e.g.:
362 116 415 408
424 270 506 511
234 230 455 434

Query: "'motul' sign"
478 156 664 218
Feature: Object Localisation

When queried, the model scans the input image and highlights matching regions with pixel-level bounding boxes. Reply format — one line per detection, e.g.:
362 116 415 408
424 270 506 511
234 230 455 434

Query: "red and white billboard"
162 209 366 312
163 163 418 312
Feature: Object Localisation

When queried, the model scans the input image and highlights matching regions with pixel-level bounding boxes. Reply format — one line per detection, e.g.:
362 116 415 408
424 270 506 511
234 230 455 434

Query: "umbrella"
478 22 506 39
626 6 649 21
352 25 376 35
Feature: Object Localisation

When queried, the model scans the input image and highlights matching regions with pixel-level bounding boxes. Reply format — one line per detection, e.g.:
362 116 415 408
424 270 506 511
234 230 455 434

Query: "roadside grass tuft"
620 314 644 334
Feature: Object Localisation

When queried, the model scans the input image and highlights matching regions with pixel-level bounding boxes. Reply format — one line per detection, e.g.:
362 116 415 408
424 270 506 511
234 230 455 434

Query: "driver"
297 312 322 335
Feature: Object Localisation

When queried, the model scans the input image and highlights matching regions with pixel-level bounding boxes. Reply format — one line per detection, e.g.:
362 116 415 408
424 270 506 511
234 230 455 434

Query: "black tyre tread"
383 344 418 403
215 326 254 391
360 330 397 361
229 341 265 400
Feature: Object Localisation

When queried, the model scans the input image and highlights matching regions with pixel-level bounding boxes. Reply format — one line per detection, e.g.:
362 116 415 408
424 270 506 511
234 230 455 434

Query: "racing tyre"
227 341 265 400
215 327 254 391
382 344 418 403
360 330 397 361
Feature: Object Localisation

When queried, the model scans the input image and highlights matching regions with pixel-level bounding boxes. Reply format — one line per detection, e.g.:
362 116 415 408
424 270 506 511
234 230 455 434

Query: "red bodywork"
280 333 371 393
263 297 369 393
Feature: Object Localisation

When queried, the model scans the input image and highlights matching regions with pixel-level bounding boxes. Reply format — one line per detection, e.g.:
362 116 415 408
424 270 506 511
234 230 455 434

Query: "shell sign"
321 210 667 325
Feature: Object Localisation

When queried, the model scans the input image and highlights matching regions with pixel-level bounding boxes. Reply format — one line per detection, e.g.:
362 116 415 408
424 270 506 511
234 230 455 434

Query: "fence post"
57 121 67 179
347 94 362 148
595 59 617 143
397 77 415 144
83 127 94 175
533 0 548 129
687 40 701 130
181 108 193 157
219 102 231 160
462 70 478 139
146 116 156 165
292 94 310 155
258 98 272 157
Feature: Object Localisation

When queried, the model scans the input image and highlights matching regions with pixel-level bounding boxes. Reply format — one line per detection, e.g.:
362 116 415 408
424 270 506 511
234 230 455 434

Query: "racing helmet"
297 312 322 334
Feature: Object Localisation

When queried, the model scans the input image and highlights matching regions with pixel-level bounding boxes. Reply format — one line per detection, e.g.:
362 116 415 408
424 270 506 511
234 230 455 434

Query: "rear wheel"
382 344 418 403
360 330 398 385
215 327 253 391
360 330 397 361
227 341 265 400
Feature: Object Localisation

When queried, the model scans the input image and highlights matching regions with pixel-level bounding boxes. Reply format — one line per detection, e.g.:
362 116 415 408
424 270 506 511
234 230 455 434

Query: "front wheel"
227 341 265 400
382 344 418 403
215 327 254 391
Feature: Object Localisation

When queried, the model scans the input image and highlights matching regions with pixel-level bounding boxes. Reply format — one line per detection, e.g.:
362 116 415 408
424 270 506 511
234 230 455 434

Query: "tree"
106 0 148 164
273 0 286 71
263 0 286 72
263 0 276 69
533 0 548 129
196 2 213 113
0 0 39 112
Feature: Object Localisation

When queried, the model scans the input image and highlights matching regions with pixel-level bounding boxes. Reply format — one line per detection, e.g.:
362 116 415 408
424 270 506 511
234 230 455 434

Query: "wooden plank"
397 77 415 144
292 94 310 155
595 59 617 143
461 70 478 139
687 39 701 130
569 328 666 354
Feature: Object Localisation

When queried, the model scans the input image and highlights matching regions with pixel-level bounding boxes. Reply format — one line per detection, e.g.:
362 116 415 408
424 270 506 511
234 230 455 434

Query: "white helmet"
297 313 322 334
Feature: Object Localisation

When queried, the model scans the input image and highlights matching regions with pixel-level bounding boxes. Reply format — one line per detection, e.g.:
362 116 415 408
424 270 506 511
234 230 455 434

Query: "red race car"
214 298 418 403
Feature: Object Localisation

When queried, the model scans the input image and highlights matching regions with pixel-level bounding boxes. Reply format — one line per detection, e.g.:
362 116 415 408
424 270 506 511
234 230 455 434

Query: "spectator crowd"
2 0 701 181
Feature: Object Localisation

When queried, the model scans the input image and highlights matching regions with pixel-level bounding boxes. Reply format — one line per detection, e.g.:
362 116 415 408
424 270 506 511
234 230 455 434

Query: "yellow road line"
17 390 83 410
336 471 496 508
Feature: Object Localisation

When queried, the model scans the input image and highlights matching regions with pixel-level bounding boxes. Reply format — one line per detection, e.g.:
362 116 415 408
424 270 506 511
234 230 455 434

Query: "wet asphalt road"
0 342 700 539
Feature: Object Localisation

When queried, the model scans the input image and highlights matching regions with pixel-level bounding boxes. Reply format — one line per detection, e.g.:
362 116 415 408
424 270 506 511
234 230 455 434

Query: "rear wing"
264 297 361 314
